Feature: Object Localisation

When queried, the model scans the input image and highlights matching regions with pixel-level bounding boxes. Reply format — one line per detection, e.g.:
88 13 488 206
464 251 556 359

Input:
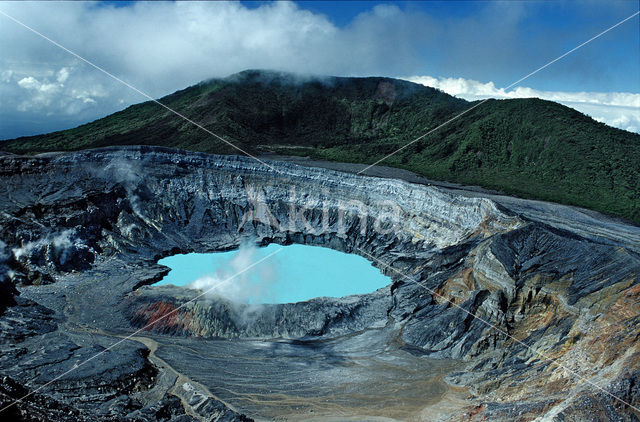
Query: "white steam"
99 158 159 230
189 244 279 304
12 229 75 264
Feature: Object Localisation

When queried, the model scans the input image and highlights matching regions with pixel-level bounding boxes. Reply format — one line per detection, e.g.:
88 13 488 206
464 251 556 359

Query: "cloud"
56 67 69 83
16 70 64 111
8 65 108 115
404 75 640 133
0 1 637 138
0 1 419 137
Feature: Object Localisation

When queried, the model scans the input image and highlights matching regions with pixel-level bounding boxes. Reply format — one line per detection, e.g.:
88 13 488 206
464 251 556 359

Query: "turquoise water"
155 244 391 304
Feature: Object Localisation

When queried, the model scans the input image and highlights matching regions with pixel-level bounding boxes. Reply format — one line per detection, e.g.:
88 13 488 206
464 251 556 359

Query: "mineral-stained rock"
0 146 638 421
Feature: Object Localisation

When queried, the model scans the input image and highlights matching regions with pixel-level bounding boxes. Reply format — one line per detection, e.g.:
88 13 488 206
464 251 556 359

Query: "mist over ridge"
2 69 639 225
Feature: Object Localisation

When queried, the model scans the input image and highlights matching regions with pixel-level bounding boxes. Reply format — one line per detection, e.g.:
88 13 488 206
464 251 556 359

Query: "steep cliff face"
0 146 639 421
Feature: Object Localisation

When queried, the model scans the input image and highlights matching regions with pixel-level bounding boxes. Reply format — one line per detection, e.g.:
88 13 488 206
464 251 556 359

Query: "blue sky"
0 0 638 139
289 0 639 92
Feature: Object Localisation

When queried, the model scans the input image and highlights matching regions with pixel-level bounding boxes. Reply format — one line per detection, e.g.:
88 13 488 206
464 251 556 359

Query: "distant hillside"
2 69 639 224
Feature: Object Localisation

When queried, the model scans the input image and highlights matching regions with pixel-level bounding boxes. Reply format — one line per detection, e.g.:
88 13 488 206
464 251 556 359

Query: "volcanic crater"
1 146 639 421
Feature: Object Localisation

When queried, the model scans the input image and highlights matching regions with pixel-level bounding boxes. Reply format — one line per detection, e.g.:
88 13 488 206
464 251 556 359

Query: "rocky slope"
0 146 639 421
2 70 639 224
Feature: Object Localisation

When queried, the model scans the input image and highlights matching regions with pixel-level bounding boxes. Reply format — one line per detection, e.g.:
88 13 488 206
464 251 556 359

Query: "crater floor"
0 146 639 421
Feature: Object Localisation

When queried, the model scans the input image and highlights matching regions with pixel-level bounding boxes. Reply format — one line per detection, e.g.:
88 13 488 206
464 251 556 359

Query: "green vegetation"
2 70 639 224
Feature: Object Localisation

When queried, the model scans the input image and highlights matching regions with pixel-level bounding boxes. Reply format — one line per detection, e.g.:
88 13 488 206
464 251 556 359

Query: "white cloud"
587 104 640 134
0 1 432 137
0 1 637 138
17 76 40 90
0 2 422 99
9 65 107 114
16 74 63 111
56 67 69 83
404 75 640 133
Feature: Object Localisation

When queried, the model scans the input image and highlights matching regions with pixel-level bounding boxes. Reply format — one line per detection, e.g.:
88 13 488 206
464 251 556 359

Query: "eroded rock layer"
0 146 638 421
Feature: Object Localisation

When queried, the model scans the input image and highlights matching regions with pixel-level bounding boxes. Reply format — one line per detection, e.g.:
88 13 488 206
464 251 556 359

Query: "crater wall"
0 146 638 421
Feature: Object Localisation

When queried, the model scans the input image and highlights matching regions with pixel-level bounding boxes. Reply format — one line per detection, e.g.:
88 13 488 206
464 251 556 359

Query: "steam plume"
189 243 279 304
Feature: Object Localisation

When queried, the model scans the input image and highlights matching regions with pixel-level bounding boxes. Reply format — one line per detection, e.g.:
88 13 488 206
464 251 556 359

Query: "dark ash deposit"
1 146 639 421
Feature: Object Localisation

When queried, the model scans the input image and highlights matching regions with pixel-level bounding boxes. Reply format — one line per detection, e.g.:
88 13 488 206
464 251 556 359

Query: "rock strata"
0 146 638 421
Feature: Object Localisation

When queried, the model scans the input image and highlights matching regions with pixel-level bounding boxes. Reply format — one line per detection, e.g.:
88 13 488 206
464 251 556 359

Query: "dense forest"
2 70 639 224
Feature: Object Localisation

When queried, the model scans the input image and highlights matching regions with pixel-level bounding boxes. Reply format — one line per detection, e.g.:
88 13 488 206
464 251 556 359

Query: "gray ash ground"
1 146 639 421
